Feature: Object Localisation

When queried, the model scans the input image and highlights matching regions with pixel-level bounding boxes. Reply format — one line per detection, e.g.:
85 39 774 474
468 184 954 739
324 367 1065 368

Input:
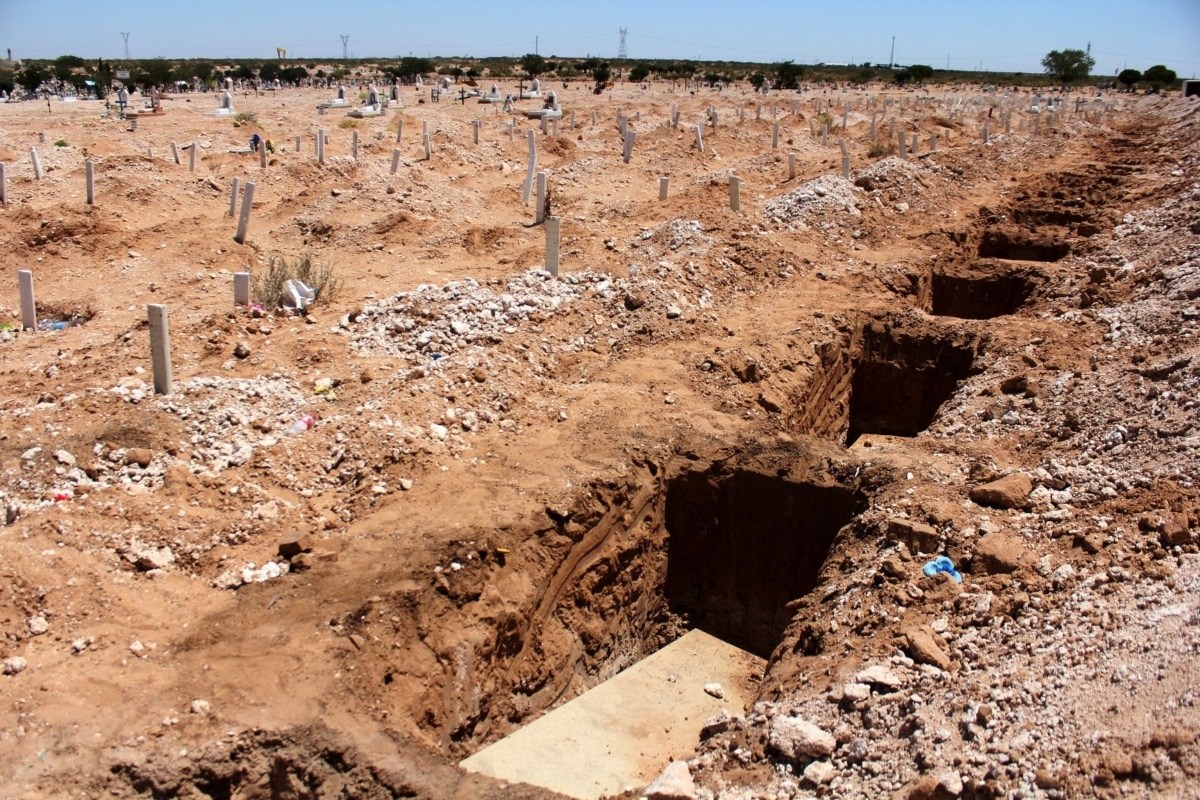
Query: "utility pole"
340 34 349 60
535 36 538 56
121 32 131 60
889 36 895 69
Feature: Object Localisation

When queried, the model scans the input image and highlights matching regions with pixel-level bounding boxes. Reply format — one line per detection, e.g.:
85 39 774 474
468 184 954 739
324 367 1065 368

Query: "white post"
695 123 704 152
659 176 669 201
870 113 877 142
396 119 403 142
522 130 537 205
821 124 828 147
622 130 636 163
189 142 197 173
842 106 848 130
259 140 266 168
930 132 938 151
233 272 250 306
295 135 301 152
30 148 42 180
317 129 325 164
423 132 431 160
983 121 990 145
544 216 561 277
591 110 597 126
729 175 741 212
911 132 919 153
540 115 548 135
841 155 850 179
234 181 255 244
0 162 6 205
535 171 547 223
228 177 240 217
38 132 45 144
18 270 35 331
508 120 515 141
570 109 576 129
473 119 480 145
85 159 94 205
390 148 401 175
772 123 779 148
788 152 796 180
147 304 172 395
352 129 359 160
899 131 907 160
171 141 180 165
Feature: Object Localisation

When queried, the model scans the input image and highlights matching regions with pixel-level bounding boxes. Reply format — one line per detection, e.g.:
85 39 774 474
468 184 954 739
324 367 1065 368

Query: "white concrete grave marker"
729 175 741 212
772 123 779 148
570 110 576 129
85 159 94 204
259 139 266 168
788 152 796 180
522 131 537 206
390 148 401 175
541 115 548 135
622 130 636 163
930 133 938 151
234 181 255 244
171 141 180 164
659 176 669 201
18 270 36 330
39 132 45 144
233 272 250 306
396 119 403 142
983 121 990 144
147 304 172 395
423 132 431 160
695 124 704 153
317 129 325 164
0 163 6 205
544 216 561 277
821 124 828 147
473 119 480 145
535 171 548 223
911 132 918 153
30 148 42 180
295 135 301 152
189 142 197 172
228 177 240 217
899 131 907 160
352 130 358 160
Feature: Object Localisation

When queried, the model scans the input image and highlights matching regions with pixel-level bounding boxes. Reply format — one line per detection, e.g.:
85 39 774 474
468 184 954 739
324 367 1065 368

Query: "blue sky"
2 0 1197 76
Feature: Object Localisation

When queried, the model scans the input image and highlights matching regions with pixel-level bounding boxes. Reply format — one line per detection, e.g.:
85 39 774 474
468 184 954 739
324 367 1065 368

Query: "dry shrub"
252 253 342 311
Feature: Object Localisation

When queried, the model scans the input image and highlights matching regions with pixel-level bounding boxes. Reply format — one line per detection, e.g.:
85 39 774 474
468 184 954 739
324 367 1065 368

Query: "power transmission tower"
121 32 131 60
340 35 349 60
618 28 627 60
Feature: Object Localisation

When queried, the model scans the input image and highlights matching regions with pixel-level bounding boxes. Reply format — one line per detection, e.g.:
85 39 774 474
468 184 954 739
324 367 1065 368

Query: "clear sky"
2 0 1198 77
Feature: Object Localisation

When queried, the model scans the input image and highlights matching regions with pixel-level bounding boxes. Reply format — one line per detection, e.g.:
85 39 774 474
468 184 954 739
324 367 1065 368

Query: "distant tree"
392 57 432 80
775 60 804 90
279 65 308 84
1143 64 1177 92
137 58 175 87
258 61 281 82
53 55 85 84
451 67 464 78
1117 68 1142 91
591 62 611 92
0 69 14 95
466 66 480 78
18 63 48 93
628 63 650 83
519 53 547 80
748 71 766 89
852 67 875 85
893 69 912 85
908 64 934 83
232 64 256 82
1041 49 1095 86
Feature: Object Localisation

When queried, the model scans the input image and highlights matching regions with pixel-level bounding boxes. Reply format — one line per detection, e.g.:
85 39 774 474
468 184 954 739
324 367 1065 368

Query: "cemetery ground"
0 82 1199 800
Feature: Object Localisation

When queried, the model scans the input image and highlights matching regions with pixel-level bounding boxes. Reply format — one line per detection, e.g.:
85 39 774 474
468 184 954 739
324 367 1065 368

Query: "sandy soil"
0 80 1198 800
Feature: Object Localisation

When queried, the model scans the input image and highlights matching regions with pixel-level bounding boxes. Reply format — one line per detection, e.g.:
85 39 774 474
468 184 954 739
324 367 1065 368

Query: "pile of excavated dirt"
1 81 1198 800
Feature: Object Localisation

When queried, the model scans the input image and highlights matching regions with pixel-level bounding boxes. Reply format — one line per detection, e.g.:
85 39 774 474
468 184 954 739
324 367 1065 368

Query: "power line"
120 32 130 60
618 27 627 60
340 34 349 60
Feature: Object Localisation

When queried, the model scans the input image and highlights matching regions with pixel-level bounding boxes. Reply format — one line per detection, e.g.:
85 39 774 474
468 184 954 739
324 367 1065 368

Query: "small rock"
903 626 952 671
803 760 835 786
190 699 211 716
700 710 731 738
28 615 49 636
233 341 251 359
429 423 448 440
54 450 76 467
976 532 1026 574
624 293 646 311
757 389 784 413
71 638 90 654
768 715 836 761
855 664 904 691
135 546 175 572
842 682 872 703
666 305 682 319
399 478 414 491
129 640 146 655
2 656 28 675
645 760 695 800
703 682 725 699
125 448 153 468
969 473 1032 510
887 518 940 553
278 533 315 559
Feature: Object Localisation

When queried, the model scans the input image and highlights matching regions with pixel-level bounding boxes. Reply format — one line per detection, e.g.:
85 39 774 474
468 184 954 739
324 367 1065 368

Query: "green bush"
53 139 68 147
337 118 359 129
252 253 341 311
867 140 897 159
233 112 256 124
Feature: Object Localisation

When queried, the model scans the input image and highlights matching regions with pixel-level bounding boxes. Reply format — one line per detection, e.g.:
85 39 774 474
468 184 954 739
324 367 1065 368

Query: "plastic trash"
922 556 962 583
281 279 316 310
284 413 316 435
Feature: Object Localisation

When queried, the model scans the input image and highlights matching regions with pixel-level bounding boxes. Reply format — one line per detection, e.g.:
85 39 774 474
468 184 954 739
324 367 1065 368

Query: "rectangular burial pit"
930 260 1043 319
663 467 866 659
844 320 980 446
460 466 864 798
